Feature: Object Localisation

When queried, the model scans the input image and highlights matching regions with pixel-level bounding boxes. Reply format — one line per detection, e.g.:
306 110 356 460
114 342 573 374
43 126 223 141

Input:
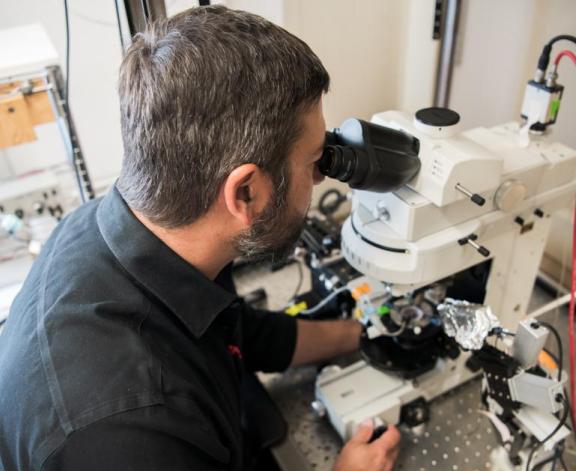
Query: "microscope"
304 103 575 469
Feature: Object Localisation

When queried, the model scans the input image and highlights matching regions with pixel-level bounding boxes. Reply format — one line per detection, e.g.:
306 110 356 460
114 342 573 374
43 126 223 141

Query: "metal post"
434 0 462 107
123 0 167 35
44 66 95 201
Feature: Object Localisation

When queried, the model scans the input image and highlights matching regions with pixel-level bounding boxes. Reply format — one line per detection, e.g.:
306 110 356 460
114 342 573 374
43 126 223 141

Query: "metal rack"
0 66 94 202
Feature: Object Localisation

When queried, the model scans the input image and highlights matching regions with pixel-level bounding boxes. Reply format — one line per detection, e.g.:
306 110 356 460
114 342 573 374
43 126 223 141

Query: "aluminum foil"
437 298 500 350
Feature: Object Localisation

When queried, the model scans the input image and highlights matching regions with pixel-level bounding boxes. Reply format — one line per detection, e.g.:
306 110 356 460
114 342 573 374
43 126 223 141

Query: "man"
0 6 400 471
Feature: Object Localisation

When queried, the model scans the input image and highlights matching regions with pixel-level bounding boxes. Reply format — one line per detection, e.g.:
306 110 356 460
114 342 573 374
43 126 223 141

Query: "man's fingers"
349 419 374 444
373 424 401 449
389 440 400 462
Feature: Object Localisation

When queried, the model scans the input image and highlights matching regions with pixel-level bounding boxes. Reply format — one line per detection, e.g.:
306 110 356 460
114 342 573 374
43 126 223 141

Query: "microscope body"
342 110 576 330
315 109 576 442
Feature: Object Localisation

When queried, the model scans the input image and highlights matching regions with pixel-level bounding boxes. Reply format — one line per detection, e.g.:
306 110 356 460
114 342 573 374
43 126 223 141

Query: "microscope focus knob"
495 180 527 212
414 107 460 138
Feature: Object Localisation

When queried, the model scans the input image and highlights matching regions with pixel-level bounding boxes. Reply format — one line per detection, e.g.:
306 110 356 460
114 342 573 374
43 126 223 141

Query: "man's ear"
223 163 271 227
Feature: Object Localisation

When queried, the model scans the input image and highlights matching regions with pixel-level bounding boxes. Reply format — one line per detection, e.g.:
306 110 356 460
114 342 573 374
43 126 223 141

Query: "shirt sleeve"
41 406 230 471
240 303 298 373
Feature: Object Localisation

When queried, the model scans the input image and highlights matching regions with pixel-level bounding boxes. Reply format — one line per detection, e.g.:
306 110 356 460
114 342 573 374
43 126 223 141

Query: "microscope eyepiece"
318 145 364 182
317 119 421 193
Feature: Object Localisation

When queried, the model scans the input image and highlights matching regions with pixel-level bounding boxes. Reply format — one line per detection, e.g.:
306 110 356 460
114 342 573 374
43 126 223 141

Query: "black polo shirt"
0 186 297 471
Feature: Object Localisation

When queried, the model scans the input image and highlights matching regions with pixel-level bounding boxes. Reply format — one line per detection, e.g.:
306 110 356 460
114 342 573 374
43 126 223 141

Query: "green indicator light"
550 99 560 119
378 306 390 316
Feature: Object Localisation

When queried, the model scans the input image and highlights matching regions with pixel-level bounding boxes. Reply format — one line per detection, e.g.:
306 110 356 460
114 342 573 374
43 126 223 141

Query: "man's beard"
234 183 306 265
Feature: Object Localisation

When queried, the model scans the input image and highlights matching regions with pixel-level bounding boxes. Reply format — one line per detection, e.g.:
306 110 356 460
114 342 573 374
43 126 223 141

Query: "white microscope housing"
315 108 576 442
341 110 576 329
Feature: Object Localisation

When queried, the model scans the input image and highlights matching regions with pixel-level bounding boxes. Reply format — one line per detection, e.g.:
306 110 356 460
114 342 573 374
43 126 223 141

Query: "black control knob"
415 107 460 127
458 234 491 258
33 202 45 215
455 183 485 207
369 425 388 443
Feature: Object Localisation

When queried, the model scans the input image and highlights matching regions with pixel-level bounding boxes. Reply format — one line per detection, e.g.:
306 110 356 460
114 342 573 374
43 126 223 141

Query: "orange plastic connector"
351 283 371 300
539 350 558 372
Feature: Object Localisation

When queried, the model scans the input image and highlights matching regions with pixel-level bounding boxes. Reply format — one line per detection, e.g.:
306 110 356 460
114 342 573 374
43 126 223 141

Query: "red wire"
570 201 576 429
554 49 576 67
550 47 576 426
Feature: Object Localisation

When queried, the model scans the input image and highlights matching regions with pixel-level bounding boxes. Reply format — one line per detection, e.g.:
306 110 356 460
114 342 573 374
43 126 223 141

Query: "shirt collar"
96 186 237 338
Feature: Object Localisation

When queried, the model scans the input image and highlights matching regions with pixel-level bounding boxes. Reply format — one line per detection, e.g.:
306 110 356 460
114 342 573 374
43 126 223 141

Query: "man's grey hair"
117 5 330 228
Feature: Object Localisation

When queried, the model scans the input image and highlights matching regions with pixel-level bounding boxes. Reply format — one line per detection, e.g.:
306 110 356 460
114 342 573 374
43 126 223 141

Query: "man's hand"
334 419 401 471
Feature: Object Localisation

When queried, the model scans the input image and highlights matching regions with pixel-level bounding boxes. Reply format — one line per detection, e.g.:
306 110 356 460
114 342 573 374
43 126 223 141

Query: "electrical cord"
492 327 515 337
543 348 561 372
318 189 347 217
568 201 576 431
531 443 566 471
299 286 350 316
62 0 88 204
536 35 576 76
554 50 576 67
63 0 71 108
287 261 303 305
526 394 570 471
547 35 576 48
534 321 563 382
377 320 407 337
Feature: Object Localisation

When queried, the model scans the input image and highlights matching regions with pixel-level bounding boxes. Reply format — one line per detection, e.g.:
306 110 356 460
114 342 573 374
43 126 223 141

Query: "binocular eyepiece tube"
316 119 421 193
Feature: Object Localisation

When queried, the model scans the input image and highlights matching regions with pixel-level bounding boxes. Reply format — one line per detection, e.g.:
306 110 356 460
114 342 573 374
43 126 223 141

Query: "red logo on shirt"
227 344 243 359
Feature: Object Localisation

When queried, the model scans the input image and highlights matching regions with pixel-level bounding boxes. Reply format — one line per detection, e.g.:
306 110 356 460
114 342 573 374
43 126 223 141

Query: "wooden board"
25 90 55 125
0 78 55 127
0 94 37 148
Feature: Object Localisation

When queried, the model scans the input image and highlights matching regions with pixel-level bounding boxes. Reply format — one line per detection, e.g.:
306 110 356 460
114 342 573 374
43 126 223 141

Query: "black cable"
551 456 558 471
532 443 564 471
63 0 71 107
546 35 576 48
537 35 576 75
62 0 88 204
531 452 557 471
543 348 560 372
535 321 563 382
495 328 515 336
526 395 570 471
289 261 304 304
318 189 347 217
527 443 538 470
541 396 569 441
113 0 126 52
562 390 576 437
